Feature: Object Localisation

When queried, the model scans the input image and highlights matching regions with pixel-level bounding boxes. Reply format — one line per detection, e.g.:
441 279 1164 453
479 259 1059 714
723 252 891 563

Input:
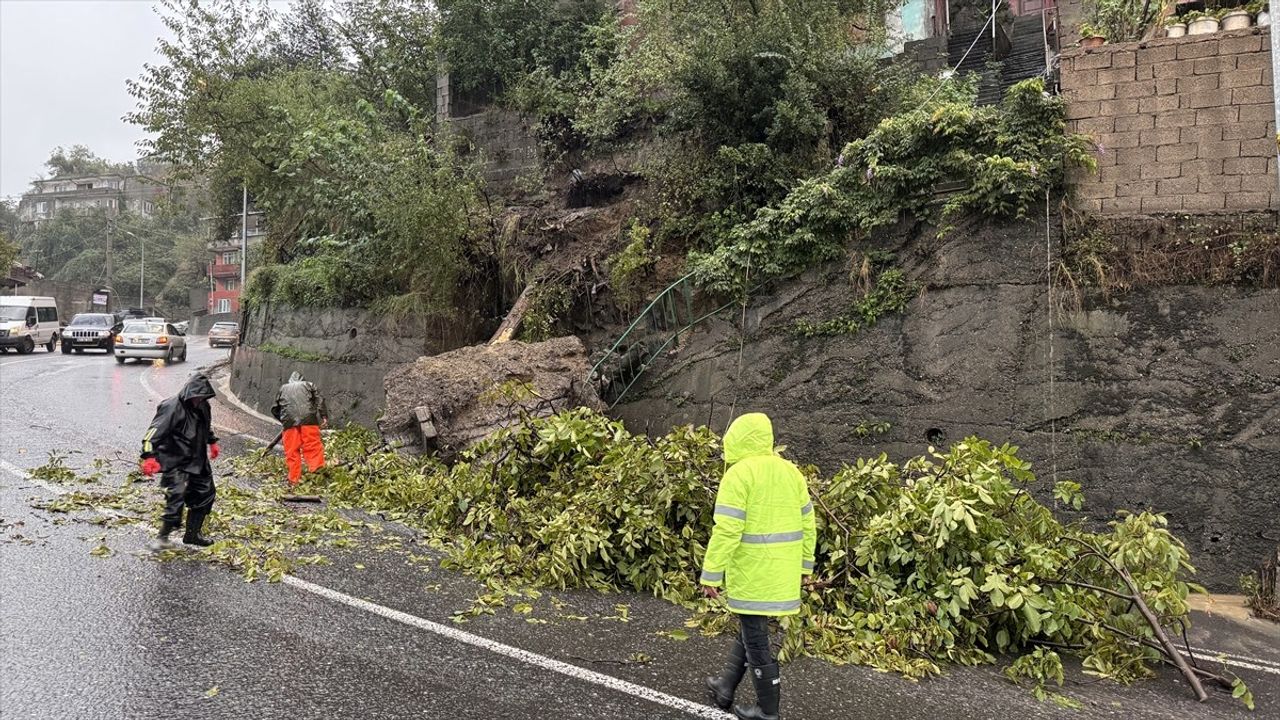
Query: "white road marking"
1187 646 1280 673
3 457 1276 704
0 355 59 368
0 457 730 718
281 574 734 719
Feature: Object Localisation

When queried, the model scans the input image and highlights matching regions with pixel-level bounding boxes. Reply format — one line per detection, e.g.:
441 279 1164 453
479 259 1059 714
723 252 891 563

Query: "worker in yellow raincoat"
700 412 816 720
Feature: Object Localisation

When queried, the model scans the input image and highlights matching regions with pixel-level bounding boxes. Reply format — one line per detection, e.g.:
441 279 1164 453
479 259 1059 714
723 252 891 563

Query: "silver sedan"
114 321 189 364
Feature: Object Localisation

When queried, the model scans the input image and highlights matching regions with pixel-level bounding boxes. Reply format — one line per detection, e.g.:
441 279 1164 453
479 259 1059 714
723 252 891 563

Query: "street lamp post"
122 230 143 309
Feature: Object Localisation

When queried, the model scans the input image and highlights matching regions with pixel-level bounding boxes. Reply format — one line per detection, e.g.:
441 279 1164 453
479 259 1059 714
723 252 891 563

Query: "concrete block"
1066 101 1101 120
1195 106 1240 125
1185 89 1233 109
1075 181 1117 199
1098 67 1137 85
1176 39 1221 59
1193 55 1237 75
1100 129 1142 148
1198 174 1243 193
1101 196 1144 213
1071 197 1104 212
1138 94 1180 114
1181 126 1224 145
1181 158 1225 177
1115 80 1156 99
1156 143 1200 162
1137 45 1178 66
1152 59 1195 78
1139 162 1183 179
1223 155 1264 174
1099 98 1139 116
1072 83 1118 102
1142 195 1184 212
1158 176 1200 195
1236 51 1271 70
1119 146 1158 165
1061 68 1099 91
1116 180 1158 197
1076 52 1114 70
1239 138 1276 157
1140 127 1182 146
1114 115 1154 132
1227 191 1272 209
1177 74 1220 94
1110 50 1137 68
1219 34 1264 54
1221 68 1265 88
1198 140 1242 160
1182 192 1227 211
1077 116 1116 135
1222 122 1269 141
1238 103 1275 124
1232 86 1274 105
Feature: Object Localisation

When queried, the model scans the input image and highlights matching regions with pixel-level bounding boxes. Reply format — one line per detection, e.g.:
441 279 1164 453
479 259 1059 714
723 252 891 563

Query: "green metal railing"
590 272 737 408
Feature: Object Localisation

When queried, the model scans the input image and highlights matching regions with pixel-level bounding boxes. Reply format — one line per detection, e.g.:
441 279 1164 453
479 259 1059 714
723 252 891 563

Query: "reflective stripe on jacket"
700 413 816 616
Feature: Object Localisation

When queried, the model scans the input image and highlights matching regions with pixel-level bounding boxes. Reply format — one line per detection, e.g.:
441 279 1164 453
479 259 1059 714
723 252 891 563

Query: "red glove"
141 458 162 476
209 443 221 460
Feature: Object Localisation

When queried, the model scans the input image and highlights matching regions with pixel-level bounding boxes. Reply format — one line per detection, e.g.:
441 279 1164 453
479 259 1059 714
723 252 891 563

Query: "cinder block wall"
1061 28 1279 214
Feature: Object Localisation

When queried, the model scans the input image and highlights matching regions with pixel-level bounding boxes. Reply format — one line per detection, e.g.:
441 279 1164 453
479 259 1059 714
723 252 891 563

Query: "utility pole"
241 183 248 292
139 233 144 308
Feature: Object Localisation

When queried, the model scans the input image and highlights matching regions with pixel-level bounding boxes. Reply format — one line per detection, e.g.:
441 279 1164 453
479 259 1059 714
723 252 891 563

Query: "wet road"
1 341 1278 719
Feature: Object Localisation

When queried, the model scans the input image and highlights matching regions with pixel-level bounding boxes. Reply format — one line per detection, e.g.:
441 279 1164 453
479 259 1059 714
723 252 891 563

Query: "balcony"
210 264 241 279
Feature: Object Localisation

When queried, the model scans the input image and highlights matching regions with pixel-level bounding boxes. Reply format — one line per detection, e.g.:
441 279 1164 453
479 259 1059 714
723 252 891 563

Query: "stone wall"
1062 28 1279 215
613 220 1280 590
449 108 543 195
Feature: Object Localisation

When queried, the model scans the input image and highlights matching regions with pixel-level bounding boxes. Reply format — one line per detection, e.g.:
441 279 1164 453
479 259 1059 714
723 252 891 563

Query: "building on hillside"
15 172 173 228
205 209 266 315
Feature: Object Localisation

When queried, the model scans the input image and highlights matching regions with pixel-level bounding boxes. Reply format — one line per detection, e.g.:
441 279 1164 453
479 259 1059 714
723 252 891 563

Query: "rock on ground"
379 336 604 458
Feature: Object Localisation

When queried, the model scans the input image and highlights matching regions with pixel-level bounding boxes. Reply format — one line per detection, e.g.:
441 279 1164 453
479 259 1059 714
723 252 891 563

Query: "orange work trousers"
282 424 325 484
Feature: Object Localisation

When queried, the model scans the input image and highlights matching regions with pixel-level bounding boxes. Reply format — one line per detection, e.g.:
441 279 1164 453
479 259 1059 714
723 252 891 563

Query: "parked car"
62 313 124 354
0 296 59 354
174 320 190 334
208 322 240 348
114 320 188 364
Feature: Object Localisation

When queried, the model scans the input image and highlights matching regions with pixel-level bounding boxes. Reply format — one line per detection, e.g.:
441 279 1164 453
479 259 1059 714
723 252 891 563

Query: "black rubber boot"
705 635 748 709
182 509 214 547
149 521 179 551
734 663 780 720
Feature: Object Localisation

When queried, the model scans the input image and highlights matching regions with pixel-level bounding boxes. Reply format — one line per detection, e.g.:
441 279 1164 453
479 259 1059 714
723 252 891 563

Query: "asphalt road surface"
2 339 1278 719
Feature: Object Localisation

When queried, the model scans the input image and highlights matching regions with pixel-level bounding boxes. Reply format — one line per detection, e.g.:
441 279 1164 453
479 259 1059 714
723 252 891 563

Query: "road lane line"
280 574 734 719
5 457 1276 702
1188 646 1280 671
0 457 728 718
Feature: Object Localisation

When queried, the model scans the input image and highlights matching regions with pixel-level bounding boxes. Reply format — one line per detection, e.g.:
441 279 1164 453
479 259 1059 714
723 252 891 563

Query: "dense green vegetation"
124 0 1089 316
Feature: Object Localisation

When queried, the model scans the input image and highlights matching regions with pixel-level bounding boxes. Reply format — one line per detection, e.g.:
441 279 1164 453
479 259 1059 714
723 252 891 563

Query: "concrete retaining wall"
229 345 393 427
614 220 1280 590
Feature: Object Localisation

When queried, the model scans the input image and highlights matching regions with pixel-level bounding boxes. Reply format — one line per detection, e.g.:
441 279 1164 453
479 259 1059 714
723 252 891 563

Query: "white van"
0 296 59 354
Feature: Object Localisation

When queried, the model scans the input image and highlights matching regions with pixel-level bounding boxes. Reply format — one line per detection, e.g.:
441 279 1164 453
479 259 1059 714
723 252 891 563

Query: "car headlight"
98 330 111 337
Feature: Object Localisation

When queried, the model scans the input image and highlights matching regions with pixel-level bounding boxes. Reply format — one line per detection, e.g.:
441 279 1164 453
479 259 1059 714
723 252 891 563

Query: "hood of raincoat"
178 372 217 404
723 413 775 466
289 371 304 383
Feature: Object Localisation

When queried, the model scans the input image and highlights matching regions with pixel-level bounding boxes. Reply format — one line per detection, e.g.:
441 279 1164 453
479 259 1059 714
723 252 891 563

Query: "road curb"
205 359 278 426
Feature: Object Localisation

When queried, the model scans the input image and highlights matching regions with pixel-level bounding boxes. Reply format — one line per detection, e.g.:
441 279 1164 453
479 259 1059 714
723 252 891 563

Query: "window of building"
143 201 155 214
221 251 239 265
36 201 48 213
216 298 232 314
223 279 239 292
77 183 92 191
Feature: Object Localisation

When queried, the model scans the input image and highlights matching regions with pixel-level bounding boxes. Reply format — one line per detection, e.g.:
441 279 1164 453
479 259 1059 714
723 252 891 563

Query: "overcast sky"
0 1 176 199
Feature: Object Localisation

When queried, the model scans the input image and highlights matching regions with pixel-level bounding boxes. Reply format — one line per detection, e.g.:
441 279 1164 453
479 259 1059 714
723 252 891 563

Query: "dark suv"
62 313 123 354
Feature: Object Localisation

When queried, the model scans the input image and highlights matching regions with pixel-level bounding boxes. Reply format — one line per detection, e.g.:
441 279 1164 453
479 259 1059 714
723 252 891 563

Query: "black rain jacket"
141 372 218 475
271 371 328 428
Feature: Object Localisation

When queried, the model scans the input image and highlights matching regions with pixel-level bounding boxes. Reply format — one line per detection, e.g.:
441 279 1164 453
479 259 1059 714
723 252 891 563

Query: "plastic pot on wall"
1188 17 1220 34
1082 35 1106 48
1166 22 1188 36
1258 10 1271 25
1221 10 1252 30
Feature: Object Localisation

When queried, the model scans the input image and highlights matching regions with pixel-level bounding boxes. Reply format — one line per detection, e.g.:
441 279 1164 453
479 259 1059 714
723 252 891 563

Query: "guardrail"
589 272 737 408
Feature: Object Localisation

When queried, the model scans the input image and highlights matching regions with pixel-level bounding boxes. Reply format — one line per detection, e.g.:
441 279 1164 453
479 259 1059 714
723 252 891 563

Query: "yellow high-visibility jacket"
700 413 816 616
